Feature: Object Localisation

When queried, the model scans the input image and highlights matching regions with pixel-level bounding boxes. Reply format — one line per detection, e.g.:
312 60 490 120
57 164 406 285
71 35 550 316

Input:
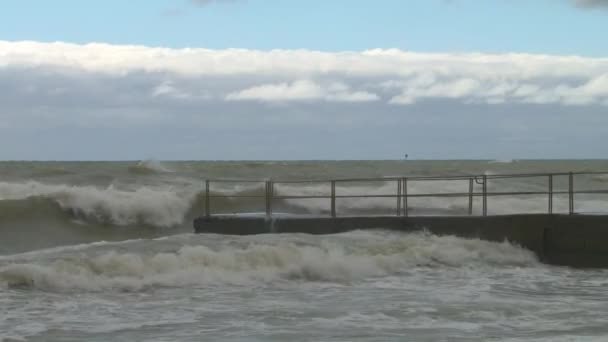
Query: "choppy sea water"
1 160 608 341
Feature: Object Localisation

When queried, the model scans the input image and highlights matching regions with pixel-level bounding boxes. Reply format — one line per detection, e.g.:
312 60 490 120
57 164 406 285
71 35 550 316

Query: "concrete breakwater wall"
193 214 608 268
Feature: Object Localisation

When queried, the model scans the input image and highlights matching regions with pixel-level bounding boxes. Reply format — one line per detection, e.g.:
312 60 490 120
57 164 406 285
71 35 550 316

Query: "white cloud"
152 81 192 99
151 81 212 100
1 40 608 107
2 41 607 78
327 90 380 103
388 73 608 106
226 80 323 101
226 80 379 102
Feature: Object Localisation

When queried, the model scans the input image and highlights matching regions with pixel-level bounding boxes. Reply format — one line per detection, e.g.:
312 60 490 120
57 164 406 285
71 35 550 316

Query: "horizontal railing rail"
202 171 608 218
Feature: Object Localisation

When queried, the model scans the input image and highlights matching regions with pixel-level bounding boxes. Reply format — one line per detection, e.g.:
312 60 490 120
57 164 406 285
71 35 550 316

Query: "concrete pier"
193 214 608 268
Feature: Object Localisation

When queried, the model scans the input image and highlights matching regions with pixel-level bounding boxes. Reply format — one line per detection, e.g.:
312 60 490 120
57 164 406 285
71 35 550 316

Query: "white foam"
0 232 538 291
0 181 197 227
132 159 174 173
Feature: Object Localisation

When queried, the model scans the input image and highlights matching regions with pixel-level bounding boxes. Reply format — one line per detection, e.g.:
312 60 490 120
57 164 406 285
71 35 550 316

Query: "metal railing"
202 171 608 218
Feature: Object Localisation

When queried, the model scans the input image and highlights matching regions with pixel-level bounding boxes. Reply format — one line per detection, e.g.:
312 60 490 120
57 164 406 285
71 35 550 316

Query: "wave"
0 181 196 227
489 159 515 164
128 160 174 175
276 181 474 215
0 180 481 229
1 178 605 230
31 166 74 177
0 231 539 291
592 174 608 183
0 181 282 229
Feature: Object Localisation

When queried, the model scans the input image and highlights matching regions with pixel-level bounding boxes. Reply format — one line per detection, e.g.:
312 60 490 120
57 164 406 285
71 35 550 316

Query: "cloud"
226 80 379 103
3 40 608 159
1 40 608 109
574 0 608 8
387 75 608 106
153 81 192 99
152 81 212 100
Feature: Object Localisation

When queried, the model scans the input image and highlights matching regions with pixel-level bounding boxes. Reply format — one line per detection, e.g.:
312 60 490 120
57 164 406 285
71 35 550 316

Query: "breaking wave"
0 179 487 229
0 231 539 291
0 178 604 229
128 160 174 175
0 181 197 227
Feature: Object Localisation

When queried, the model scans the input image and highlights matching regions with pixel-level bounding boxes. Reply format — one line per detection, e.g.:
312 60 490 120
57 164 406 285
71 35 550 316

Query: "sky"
1 0 608 160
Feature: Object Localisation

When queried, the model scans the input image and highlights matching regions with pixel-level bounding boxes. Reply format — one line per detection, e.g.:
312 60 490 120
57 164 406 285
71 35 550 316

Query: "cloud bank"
1 40 608 159
1 40 607 108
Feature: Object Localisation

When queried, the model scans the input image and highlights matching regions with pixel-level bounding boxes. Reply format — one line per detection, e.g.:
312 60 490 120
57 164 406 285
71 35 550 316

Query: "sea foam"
0 181 196 227
0 231 538 291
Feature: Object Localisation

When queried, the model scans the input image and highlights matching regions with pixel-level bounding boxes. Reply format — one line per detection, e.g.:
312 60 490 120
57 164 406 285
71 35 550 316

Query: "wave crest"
0 181 195 227
128 160 174 175
0 232 538 291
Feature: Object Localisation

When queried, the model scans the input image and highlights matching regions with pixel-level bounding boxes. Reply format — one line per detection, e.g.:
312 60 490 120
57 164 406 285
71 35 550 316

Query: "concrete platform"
194 214 608 268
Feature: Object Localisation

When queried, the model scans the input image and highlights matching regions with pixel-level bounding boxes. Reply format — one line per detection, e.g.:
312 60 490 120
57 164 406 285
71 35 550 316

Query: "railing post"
403 178 408 217
270 181 274 217
569 172 574 215
468 178 474 216
265 180 273 218
482 175 487 216
396 179 402 216
330 180 336 218
204 180 211 218
548 174 553 214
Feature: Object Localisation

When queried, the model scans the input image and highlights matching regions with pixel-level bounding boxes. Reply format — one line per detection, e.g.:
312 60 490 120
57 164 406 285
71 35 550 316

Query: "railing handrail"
204 170 608 183
202 171 608 218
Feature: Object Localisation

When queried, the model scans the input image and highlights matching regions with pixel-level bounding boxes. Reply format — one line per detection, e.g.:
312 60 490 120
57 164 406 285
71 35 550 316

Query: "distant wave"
592 174 608 183
0 231 538 291
128 160 174 175
488 159 515 164
31 166 73 177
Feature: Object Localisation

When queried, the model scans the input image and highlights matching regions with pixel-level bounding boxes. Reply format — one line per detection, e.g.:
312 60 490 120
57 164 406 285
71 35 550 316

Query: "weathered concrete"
193 214 608 268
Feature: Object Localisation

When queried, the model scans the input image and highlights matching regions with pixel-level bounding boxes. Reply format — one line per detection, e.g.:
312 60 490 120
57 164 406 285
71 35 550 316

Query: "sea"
2 159 608 341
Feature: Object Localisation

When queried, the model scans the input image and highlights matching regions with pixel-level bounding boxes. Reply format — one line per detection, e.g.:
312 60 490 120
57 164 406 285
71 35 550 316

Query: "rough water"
1 160 608 341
